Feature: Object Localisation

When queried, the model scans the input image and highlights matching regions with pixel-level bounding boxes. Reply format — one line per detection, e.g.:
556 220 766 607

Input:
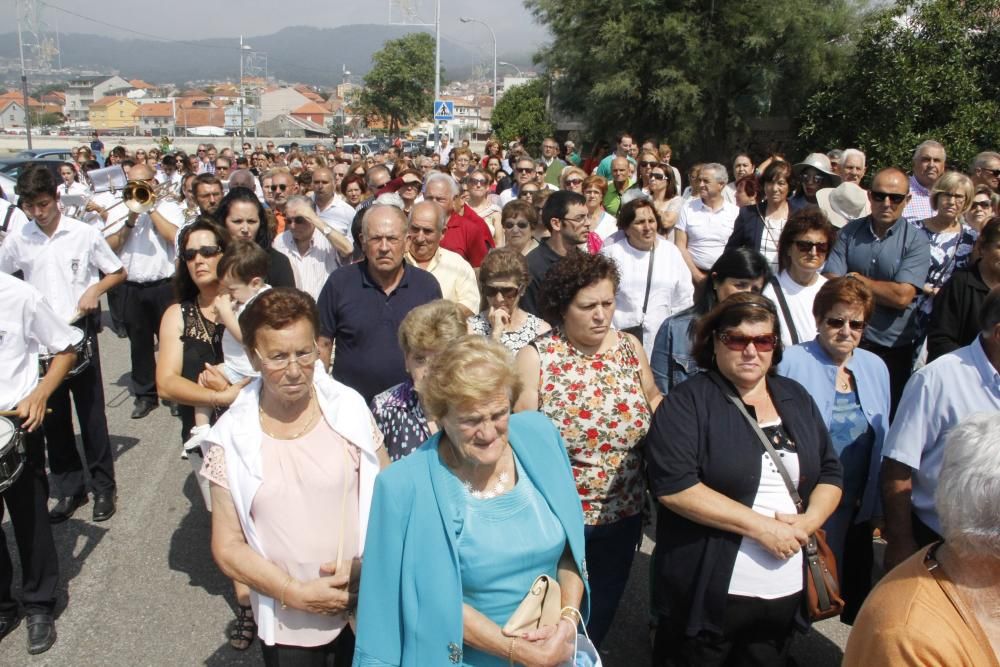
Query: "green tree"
491 78 554 147
361 33 436 133
525 0 862 161
798 0 1000 173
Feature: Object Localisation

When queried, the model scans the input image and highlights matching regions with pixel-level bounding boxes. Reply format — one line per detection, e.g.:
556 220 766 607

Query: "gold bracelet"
559 605 583 627
507 636 516 666
279 576 294 610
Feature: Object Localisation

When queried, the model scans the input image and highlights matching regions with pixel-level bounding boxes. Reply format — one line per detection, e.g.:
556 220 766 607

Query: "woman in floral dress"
514 251 661 648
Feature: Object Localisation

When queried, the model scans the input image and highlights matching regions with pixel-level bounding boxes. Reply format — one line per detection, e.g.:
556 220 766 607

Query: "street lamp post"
459 17 497 109
498 61 523 76
239 37 252 146
432 0 441 152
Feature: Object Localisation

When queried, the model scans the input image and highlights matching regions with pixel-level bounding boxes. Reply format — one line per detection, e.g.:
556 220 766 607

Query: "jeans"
583 513 642 647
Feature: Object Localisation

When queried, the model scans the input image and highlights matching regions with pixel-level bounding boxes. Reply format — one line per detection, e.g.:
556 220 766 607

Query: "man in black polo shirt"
317 204 442 403
521 190 588 321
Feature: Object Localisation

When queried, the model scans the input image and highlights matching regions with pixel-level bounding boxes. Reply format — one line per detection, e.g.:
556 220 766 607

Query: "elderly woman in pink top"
201 288 388 665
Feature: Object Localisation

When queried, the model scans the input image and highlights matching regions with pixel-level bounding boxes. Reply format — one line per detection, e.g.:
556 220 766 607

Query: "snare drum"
0 416 26 494
38 325 93 380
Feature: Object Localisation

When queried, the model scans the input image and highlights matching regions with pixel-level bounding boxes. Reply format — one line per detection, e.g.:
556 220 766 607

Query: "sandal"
229 604 256 651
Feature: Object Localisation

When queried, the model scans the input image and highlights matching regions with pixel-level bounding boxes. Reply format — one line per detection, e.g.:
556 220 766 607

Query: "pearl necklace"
463 471 511 499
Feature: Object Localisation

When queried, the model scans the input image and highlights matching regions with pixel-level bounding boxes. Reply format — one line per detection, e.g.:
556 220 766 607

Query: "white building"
259 87 312 123
64 74 132 122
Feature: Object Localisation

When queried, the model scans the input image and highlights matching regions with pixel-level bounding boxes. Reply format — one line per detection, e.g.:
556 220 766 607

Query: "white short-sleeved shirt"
57 181 90 199
676 197 739 270
0 199 29 245
762 271 827 347
315 196 356 248
272 229 341 300
0 272 77 410
83 191 129 234
882 337 1000 534
119 199 183 282
0 215 123 325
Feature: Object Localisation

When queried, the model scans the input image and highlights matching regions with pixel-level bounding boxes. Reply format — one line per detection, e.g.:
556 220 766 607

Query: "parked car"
14 149 74 161
341 141 375 158
0 158 66 183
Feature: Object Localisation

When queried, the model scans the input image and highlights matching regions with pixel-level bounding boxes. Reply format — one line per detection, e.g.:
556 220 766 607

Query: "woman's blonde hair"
397 299 468 356
417 336 523 421
930 171 975 214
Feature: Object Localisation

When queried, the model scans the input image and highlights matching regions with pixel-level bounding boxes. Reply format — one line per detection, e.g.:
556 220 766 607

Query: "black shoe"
93 492 117 522
131 398 157 419
26 614 55 654
49 494 88 524
0 614 21 644
164 400 180 417
115 328 128 339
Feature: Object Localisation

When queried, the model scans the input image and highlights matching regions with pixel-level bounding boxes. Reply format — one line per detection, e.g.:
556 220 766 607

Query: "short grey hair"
374 192 405 210
935 412 1000 554
702 163 728 184
842 148 866 167
826 149 843 162
913 139 946 160
285 194 315 211
410 200 447 232
361 203 407 240
424 172 459 197
972 151 1000 171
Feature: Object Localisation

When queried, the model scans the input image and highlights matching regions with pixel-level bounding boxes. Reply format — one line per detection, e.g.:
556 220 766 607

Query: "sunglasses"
639 161 658 168
970 200 992 210
515 167 535 173
801 174 826 184
982 168 1000 177
870 190 907 205
825 317 865 331
483 285 519 299
565 178 583 186
519 191 538 198
400 180 421 188
469 178 489 186
716 332 779 352
288 216 312 225
502 220 530 230
181 245 222 261
215 164 229 170
649 173 667 181
794 240 829 254
269 184 288 192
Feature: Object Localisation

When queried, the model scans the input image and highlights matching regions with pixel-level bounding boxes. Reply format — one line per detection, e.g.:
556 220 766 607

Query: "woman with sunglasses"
468 248 551 354
499 200 539 255
964 184 994 233
646 292 842 664
777 277 889 623
647 163 682 240
465 169 503 246
559 166 587 194
761 207 836 347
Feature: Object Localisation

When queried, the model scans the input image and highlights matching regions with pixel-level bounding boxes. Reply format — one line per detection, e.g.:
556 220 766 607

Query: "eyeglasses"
515 167 535 174
502 220 530 230
565 178 583 186
716 332 779 352
649 173 667 181
469 178 489 186
255 347 320 370
483 285 519 299
970 200 992 210
801 174 827 184
269 184 288 192
215 164 229 170
181 245 222 261
870 190 907 205
288 216 312 225
794 240 829 254
824 317 865 332
560 214 588 224
519 191 538 198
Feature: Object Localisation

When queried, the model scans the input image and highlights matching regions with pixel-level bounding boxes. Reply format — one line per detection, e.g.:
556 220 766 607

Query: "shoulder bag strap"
638 242 656 323
768 276 800 345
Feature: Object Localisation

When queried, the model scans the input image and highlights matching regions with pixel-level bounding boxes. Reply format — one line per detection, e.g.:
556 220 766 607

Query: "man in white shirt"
0 165 124 522
272 195 349 299
404 201 480 315
0 272 77 655
312 167 355 244
674 163 740 287
104 163 183 420
437 135 451 166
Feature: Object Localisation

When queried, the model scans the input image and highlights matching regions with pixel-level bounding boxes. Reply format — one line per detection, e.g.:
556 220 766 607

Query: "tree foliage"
491 78 554 148
361 33 436 133
798 0 1000 172
525 0 862 161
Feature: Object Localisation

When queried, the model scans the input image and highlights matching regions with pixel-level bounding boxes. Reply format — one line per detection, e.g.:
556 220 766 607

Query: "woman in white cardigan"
201 288 388 666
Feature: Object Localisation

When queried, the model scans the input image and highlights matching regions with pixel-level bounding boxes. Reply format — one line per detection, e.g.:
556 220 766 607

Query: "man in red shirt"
422 172 495 268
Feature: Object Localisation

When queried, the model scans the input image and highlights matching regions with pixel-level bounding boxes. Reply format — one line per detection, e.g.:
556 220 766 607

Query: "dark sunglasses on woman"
181 245 222 261
716 332 779 352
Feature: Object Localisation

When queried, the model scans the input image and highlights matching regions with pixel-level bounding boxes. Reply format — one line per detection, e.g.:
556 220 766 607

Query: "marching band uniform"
0 272 76 654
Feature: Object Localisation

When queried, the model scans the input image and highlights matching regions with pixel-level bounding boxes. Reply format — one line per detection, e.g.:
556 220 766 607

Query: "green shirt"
603 180 633 216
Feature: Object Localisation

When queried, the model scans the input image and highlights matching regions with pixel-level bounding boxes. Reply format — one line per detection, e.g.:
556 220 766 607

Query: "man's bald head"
130 164 155 182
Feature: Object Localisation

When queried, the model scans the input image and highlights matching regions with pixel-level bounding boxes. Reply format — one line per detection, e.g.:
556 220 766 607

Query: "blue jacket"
650 309 700 395
777 339 889 522
352 411 590 667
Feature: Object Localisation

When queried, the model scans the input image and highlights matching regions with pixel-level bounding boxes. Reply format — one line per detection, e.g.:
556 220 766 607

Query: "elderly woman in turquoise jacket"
777 277 890 624
353 336 589 667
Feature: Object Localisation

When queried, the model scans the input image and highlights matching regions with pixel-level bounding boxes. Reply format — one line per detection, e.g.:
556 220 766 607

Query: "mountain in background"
0 24 535 87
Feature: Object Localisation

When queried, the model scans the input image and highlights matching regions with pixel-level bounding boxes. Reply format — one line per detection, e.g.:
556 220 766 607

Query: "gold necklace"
258 400 319 440
837 371 853 392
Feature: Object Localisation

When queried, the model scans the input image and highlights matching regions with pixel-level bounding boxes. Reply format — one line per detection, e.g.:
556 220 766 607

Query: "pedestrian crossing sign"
434 100 454 121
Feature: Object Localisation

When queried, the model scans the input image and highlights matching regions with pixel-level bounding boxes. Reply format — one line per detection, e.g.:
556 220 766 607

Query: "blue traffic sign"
433 100 454 121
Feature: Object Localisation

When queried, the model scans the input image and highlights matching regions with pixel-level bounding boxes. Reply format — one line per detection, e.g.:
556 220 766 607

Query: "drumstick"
0 409 53 417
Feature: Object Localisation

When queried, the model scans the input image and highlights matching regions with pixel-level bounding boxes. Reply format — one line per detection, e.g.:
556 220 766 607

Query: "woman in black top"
214 187 295 288
646 292 842 665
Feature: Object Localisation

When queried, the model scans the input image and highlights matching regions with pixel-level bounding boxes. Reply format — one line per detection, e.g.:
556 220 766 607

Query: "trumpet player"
104 164 184 421
0 164 124 526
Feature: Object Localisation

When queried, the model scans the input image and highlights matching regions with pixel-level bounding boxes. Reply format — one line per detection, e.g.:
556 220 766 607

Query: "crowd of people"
0 131 998 666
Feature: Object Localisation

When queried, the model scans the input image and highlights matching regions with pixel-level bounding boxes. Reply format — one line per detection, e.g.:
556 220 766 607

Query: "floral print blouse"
370 381 431 461
530 329 651 525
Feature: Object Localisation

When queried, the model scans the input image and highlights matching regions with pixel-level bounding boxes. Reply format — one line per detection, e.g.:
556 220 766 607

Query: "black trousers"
260 627 355 667
121 279 173 401
44 321 116 498
0 429 59 617
653 593 801 667
105 282 126 333
859 340 916 419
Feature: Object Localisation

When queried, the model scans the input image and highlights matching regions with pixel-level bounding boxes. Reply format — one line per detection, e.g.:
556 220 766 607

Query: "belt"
125 277 172 287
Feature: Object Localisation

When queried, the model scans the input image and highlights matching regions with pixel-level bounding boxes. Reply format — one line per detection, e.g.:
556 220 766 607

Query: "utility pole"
16 0 33 149
432 0 441 152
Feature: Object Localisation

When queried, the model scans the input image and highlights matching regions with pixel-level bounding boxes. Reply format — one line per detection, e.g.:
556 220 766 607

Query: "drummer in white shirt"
0 272 76 655
0 164 125 524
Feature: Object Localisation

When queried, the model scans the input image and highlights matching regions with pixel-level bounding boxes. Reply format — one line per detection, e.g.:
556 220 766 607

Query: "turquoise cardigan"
352 411 590 667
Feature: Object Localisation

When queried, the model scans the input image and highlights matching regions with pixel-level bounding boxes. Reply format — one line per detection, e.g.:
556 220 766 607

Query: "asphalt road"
0 314 853 666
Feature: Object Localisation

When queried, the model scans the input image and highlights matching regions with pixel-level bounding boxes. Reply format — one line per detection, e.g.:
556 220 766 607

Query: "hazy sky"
3 0 549 55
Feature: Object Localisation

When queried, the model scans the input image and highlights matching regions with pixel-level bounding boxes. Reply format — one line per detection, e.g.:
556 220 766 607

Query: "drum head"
0 416 15 446
68 326 86 345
